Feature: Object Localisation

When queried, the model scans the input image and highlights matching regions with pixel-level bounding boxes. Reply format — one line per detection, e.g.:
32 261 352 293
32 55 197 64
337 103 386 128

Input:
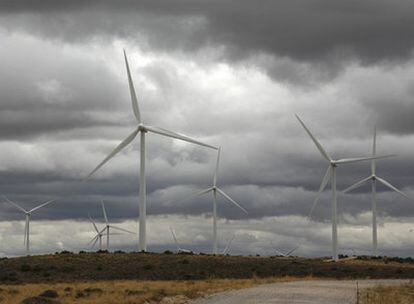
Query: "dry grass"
0 276 305 304
360 282 414 304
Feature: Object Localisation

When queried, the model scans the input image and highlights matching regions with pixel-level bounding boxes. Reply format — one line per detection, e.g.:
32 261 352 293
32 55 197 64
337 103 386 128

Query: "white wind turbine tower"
295 115 392 261
170 227 193 253
184 147 247 254
87 51 217 252
3 195 55 255
343 127 409 257
101 201 135 251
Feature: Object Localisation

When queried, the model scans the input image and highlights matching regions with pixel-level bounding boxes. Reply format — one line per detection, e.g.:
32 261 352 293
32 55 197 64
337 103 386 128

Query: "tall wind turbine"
295 115 391 261
101 200 135 251
343 127 409 256
87 51 217 251
184 147 247 254
3 195 55 255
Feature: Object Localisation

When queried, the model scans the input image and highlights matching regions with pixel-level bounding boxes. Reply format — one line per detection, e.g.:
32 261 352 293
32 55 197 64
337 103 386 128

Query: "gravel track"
190 279 408 304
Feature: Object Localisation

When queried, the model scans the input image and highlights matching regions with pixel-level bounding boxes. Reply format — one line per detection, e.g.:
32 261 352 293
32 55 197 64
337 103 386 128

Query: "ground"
0 252 413 303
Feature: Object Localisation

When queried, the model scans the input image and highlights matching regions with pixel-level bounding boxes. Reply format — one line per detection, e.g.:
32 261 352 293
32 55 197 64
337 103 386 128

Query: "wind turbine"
88 214 106 250
101 200 135 251
221 234 236 255
183 147 247 254
295 115 392 261
274 246 298 257
87 51 217 252
3 195 55 255
170 227 193 254
343 127 409 257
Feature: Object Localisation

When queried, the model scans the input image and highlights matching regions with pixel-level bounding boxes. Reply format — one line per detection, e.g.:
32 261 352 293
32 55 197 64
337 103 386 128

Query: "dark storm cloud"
2 1 414 70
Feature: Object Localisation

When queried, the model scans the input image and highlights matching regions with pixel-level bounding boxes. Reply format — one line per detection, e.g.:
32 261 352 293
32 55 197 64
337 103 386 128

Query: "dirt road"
190 279 408 304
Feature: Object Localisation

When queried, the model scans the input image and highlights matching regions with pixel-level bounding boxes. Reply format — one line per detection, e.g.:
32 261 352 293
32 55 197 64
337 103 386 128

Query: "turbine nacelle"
138 124 147 132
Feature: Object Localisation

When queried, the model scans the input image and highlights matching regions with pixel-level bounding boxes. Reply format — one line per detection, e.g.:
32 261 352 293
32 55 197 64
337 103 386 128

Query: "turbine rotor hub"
138 124 147 132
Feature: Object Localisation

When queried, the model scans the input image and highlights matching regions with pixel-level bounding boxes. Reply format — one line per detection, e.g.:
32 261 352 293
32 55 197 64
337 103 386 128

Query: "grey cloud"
2 0 414 82
0 35 131 139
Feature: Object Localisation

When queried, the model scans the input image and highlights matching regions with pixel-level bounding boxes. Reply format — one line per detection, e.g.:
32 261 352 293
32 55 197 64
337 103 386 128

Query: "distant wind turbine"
275 246 298 257
170 227 193 254
182 147 247 254
87 51 217 252
295 115 392 261
343 127 409 257
88 214 108 250
221 234 236 255
3 195 56 255
101 200 135 251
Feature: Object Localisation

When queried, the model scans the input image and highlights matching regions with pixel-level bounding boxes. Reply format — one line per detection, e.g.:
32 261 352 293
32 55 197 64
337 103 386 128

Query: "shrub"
125 289 145 296
60 266 75 273
84 287 103 295
39 290 59 298
20 264 31 272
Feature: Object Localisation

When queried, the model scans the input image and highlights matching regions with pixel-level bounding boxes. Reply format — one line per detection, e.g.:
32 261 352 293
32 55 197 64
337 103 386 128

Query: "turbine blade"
275 249 286 257
2 195 27 213
213 147 221 187
195 187 215 197
88 214 100 234
101 200 109 225
286 246 299 256
87 234 99 246
216 187 248 214
295 114 331 161
29 199 56 213
335 154 394 165
169 187 214 206
99 227 107 235
308 165 331 218
222 234 235 255
170 227 181 251
376 177 410 200
90 235 99 248
343 176 372 193
109 225 135 234
86 128 139 179
123 50 141 123
145 125 218 150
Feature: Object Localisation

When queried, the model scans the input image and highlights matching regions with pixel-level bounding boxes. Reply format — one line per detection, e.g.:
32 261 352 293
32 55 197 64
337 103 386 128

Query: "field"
360 282 414 304
0 277 296 304
1 252 414 303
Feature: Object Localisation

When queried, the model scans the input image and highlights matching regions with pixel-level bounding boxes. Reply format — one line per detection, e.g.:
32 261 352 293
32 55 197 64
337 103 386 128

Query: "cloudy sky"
1 0 414 257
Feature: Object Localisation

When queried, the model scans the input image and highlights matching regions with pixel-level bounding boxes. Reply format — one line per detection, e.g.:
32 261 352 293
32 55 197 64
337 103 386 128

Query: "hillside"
1 252 414 284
